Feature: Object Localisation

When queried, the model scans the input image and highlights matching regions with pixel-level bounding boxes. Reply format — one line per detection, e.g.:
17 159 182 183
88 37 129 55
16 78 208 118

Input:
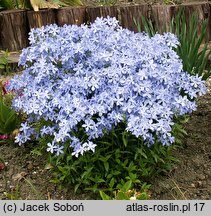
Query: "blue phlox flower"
15 133 26 145
55 145 64 156
47 142 56 153
8 17 206 157
19 122 31 134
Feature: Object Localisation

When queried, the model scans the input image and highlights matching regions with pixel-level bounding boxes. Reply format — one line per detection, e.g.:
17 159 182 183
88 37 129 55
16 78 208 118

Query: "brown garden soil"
0 75 210 200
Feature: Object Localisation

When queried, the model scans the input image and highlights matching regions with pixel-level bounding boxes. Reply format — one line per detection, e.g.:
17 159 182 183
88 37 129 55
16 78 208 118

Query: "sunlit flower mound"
8 17 206 157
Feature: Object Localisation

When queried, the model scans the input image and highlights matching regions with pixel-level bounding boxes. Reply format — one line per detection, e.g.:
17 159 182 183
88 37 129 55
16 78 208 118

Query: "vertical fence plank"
57 6 86 26
150 2 210 41
151 5 174 33
86 6 118 23
0 10 29 51
27 9 56 29
119 4 150 32
180 2 211 41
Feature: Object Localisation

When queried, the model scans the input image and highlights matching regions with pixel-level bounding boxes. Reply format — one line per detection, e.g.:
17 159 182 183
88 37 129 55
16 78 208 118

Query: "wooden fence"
0 2 211 51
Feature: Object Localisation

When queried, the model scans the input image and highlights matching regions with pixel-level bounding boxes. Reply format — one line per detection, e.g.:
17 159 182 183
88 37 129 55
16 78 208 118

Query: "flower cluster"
8 17 206 157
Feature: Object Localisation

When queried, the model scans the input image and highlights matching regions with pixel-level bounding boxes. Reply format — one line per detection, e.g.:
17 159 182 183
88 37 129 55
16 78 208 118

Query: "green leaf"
136 147 148 159
57 166 68 173
122 131 128 147
116 191 129 200
109 178 115 189
150 150 158 163
104 161 109 173
115 158 120 164
0 101 14 123
120 180 132 193
81 167 93 179
0 0 15 9
74 183 81 193
99 191 111 200
0 100 19 134
49 178 61 184
4 112 18 133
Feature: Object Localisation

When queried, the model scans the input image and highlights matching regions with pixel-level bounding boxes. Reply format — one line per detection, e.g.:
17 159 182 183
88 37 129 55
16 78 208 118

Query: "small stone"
27 161 33 171
201 195 209 200
33 162 39 167
197 181 203 187
190 183 195 188
205 171 211 179
165 183 171 190
12 172 27 181
9 185 15 190
198 174 206 180
0 163 5 171
156 194 160 199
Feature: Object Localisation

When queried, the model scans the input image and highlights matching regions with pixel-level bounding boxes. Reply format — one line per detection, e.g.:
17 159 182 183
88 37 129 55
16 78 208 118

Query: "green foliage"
134 10 211 80
0 0 31 10
3 186 22 200
45 119 180 196
0 99 20 135
0 0 14 10
0 0 82 11
172 115 189 145
99 180 150 200
173 12 211 80
0 81 20 135
0 50 10 74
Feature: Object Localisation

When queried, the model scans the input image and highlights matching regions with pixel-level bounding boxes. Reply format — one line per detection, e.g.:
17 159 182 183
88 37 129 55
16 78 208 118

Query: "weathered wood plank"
27 9 56 29
0 10 29 51
177 2 211 41
119 4 150 32
57 6 86 26
150 5 174 33
151 2 211 40
179 2 211 41
86 6 118 23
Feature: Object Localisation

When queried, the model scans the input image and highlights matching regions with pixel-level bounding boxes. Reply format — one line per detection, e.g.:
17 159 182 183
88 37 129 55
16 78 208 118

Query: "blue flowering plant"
7 17 206 159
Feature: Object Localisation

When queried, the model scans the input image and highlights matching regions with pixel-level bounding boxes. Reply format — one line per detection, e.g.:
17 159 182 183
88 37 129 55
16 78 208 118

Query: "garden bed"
0 0 210 200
